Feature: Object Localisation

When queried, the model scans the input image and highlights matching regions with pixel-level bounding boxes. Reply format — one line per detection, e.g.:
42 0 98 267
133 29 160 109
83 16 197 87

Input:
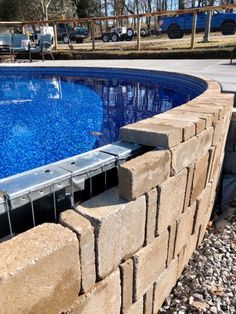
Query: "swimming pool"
0 68 206 179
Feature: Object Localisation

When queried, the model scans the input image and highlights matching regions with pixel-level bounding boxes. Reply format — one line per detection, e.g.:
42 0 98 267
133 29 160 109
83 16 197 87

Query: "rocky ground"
160 209 236 314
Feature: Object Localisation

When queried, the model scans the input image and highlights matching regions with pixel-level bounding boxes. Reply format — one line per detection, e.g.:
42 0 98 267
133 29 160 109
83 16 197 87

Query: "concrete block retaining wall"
0 77 234 314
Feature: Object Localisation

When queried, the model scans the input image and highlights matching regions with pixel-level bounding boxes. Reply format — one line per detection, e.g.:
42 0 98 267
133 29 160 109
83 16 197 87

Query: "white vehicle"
102 27 134 42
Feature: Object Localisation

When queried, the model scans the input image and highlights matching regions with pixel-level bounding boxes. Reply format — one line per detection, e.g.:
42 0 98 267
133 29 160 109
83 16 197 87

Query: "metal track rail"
0 141 143 241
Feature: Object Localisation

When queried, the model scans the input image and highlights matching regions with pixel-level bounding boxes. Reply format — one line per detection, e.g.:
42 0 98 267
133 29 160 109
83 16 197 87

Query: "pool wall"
0 73 234 314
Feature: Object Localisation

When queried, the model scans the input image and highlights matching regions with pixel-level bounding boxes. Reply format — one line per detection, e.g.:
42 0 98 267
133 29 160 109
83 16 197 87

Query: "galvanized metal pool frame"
0 141 142 239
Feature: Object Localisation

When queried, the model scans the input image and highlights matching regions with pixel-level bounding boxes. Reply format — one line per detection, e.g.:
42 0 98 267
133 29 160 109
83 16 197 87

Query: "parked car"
102 27 134 42
160 10 236 39
56 23 89 44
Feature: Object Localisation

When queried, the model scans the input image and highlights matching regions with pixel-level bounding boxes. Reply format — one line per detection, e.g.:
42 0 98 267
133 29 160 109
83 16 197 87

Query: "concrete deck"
0 59 235 93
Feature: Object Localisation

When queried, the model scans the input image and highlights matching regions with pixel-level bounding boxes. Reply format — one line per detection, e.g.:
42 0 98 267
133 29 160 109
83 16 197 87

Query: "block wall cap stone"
120 119 182 148
119 149 170 201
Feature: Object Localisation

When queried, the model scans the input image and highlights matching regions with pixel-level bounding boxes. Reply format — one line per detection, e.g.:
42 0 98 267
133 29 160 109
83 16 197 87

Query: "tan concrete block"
126 298 143 314
171 136 198 174
221 113 230 157
194 184 212 233
158 110 205 134
145 188 158 245
211 142 221 170
223 106 233 131
182 232 199 269
207 147 216 184
172 107 213 128
153 258 178 313
60 210 96 293
76 187 146 279
204 79 221 92
201 78 221 91
143 285 154 314
195 127 214 160
177 248 185 279
0 224 80 314
198 208 213 246
206 199 214 219
202 93 234 112
210 163 221 199
198 197 214 245
177 231 199 280
184 164 194 209
198 224 206 246
120 118 182 148
152 116 195 141
120 259 134 313
156 169 187 235
119 149 170 201
69 269 121 314
177 103 220 124
201 91 221 99
133 232 168 301
211 143 224 181
213 93 235 108
190 152 210 203
213 119 224 146
167 222 177 266
218 92 235 101
208 180 218 209
211 155 224 188
175 203 196 256
194 99 226 117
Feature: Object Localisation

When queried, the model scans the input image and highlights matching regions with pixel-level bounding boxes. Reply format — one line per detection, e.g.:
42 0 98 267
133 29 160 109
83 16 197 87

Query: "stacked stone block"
0 77 233 314
0 224 81 314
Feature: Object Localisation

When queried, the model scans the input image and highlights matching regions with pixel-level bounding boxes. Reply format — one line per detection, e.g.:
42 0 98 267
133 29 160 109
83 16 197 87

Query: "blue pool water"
0 68 206 179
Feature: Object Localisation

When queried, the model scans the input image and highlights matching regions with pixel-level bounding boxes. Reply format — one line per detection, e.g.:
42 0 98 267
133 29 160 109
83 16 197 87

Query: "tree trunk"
104 0 108 28
146 0 152 29
178 0 185 10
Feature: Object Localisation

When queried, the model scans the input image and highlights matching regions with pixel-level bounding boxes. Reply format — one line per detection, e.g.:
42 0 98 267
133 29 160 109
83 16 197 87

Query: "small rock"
189 296 194 305
192 293 204 301
210 306 218 314
159 221 236 313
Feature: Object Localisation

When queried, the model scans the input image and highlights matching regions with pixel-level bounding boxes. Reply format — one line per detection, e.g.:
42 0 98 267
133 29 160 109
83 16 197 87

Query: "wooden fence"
0 4 235 51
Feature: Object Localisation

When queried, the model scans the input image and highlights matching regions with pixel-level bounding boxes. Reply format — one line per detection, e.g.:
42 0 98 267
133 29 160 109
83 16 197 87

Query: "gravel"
160 214 236 314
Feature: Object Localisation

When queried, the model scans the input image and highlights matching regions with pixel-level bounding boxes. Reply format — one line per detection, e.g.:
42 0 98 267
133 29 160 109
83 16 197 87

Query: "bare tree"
9 0 76 21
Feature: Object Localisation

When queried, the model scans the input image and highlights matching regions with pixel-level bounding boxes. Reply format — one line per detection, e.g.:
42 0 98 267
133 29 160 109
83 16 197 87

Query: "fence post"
91 19 95 51
137 16 141 51
22 25 26 34
53 22 58 50
203 10 212 43
191 11 197 50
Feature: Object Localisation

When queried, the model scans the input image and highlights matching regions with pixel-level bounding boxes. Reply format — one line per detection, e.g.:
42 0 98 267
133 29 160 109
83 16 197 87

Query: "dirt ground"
57 32 236 52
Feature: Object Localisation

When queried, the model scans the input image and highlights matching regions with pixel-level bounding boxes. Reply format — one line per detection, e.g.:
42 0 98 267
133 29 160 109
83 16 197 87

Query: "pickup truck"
56 24 89 43
160 11 236 39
